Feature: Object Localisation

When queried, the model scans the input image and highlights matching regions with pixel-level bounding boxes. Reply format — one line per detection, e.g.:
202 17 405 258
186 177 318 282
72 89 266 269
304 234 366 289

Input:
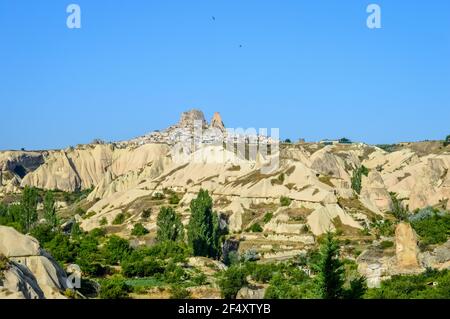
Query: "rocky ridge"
1 109 449 292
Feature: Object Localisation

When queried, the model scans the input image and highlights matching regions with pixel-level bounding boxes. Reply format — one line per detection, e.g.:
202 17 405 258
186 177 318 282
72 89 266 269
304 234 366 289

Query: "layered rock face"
0 226 68 299
0 151 44 193
20 144 170 192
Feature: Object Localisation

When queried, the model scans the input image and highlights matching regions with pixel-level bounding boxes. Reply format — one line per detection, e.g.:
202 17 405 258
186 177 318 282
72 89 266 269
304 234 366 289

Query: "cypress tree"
21 186 38 233
187 189 220 259
313 232 345 299
43 191 58 229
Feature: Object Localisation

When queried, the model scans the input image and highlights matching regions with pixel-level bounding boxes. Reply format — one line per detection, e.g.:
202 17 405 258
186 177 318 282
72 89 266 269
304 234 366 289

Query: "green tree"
351 166 369 195
103 235 132 265
99 276 131 299
313 232 345 299
344 276 368 299
339 137 352 144
444 135 450 147
169 285 192 299
156 207 184 242
218 265 248 299
390 193 409 221
168 193 181 205
43 191 58 228
21 186 39 233
187 189 221 259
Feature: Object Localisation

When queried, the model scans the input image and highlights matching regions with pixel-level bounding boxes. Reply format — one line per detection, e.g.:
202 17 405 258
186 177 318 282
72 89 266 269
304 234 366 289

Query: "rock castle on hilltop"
125 109 275 147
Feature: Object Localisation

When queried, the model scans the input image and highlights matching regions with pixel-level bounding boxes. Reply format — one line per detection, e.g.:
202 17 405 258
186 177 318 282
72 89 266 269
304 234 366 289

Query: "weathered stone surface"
236 286 266 299
395 223 420 269
0 226 41 257
0 226 68 299
361 171 392 212
179 109 207 128
420 240 450 270
357 247 393 288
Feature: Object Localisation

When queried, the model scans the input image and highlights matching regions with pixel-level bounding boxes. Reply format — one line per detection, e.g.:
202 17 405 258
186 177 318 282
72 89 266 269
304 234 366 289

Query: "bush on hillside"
280 196 292 207
131 223 149 237
99 276 132 299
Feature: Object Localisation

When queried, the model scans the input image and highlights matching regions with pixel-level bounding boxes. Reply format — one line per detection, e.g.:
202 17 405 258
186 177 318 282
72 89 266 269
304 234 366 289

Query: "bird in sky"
212 16 216 21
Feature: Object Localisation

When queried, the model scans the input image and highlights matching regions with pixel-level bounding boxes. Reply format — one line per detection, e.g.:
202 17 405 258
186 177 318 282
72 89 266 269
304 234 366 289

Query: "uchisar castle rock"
1 109 449 299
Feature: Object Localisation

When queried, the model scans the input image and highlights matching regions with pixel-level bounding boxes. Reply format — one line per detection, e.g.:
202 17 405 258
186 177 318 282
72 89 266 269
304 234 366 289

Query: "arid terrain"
1 110 449 299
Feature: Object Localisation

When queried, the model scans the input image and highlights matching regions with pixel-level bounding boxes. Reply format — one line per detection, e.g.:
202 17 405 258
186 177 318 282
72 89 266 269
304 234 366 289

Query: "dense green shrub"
164 262 189 284
90 228 106 238
99 276 132 299
247 263 280 284
370 219 395 237
218 265 248 299
410 210 450 246
380 241 394 250
151 241 190 261
280 196 292 207
247 223 263 233
99 217 108 226
265 274 318 299
169 285 192 299
366 269 450 299
191 271 208 286
263 212 273 224
390 193 409 221
241 249 259 262
169 193 181 205
152 192 165 200
31 223 57 244
112 212 128 225
131 223 149 237
224 251 240 266
74 207 86 217
75 234 106 276
121 241 190 278
156 207 184 242
102 235 132 265
44 233 77 264
141 208 152 219
351 166 369 195
122 257 164 278
70 222 84 238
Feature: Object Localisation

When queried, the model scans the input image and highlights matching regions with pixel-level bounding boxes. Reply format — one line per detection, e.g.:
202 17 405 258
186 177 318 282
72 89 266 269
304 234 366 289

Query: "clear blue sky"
1 0 449 150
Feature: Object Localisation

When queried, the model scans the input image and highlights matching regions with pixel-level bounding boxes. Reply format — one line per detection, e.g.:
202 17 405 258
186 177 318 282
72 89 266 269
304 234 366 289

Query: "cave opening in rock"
13 165 27 178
